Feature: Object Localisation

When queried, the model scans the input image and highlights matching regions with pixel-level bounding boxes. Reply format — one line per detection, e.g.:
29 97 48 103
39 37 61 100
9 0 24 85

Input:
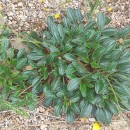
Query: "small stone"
36 108 39 113
28 3 33 7
9 16 13 20
39 106 45 113
8 12 13 16
8 21 12 25
88 118 96 122
25 65 33 70
18 2 23 7
40 125 47 130
121 6 124 11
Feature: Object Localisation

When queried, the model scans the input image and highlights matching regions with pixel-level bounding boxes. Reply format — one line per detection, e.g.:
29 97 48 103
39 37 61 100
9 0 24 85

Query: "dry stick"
105 77 123 111
18 85 32 96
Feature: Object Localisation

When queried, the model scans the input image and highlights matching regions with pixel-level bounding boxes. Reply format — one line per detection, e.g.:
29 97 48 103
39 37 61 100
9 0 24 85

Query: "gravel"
0 0 82 32
1 0 129 32
0 106 130 130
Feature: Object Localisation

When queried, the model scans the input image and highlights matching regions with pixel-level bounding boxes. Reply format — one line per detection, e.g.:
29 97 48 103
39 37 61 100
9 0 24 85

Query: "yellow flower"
54 14 60 19
38 0 44 2
107 7 113 12
92 122 101 130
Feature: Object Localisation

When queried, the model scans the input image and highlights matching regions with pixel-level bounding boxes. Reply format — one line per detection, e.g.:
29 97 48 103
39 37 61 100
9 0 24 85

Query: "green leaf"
123 39 130 48
7 48 14 59
85 21 96 31
66 8 76 22
102 27 117 36
66 73 76 79
104 109 112 124
80 102 92 117
43 84 50 93
46 55 53 64
97 12 106 30
63 17 70 27
114 84 130 97
95 108 105 123
103 40 116 53
71 103 80 114
86 30 96 40
117 57 130 65
70 93 80 103
64 43 73 52
72 62 85 74
67 78 81 91
107 102 118 114
16 58 27 70
56 87 67 97
91 95 102 104
91 62 100 68
99 100 105 108
17 48 25 59
109 49 122 60
117 27 130 38
1 28 10 36
92 47 105 61
95 79 104 94
58 24 64 39
45 91 56 98
12 71 20 78
64 53 76 61
59 62 67 75
43 98 53 107
98 36 110 43
105 16 111 25
54 104 62 116
27 52 44 61
43 67 48 80
75 9 83 22
50 45 59 53
47 16 53 31
65 65 76 74
105 62 117 72
66 109 74 123
30 31 40 41
51 78 60 90
80 83 87 97
32 76 41 93
32 76 41 87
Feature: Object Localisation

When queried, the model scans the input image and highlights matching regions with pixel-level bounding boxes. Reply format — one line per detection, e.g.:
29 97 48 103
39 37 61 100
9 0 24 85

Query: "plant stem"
105 77 123 111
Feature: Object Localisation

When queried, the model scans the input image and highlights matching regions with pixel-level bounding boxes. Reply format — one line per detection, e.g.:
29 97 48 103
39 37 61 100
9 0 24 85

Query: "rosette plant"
23 8 130 124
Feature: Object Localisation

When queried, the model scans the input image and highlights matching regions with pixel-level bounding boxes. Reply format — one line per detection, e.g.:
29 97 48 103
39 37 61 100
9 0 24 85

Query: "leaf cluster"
1 8 130 124
0 26 36 110
22 8 130 124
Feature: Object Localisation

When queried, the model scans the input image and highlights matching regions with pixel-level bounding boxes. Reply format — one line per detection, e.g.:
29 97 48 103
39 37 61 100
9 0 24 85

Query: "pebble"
39 106 45 113
1 0 82 31
40 125 47 130
17 2 23 7
8 12 13 16
88 118 96 122
1 0 129 32
8 16 12 20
